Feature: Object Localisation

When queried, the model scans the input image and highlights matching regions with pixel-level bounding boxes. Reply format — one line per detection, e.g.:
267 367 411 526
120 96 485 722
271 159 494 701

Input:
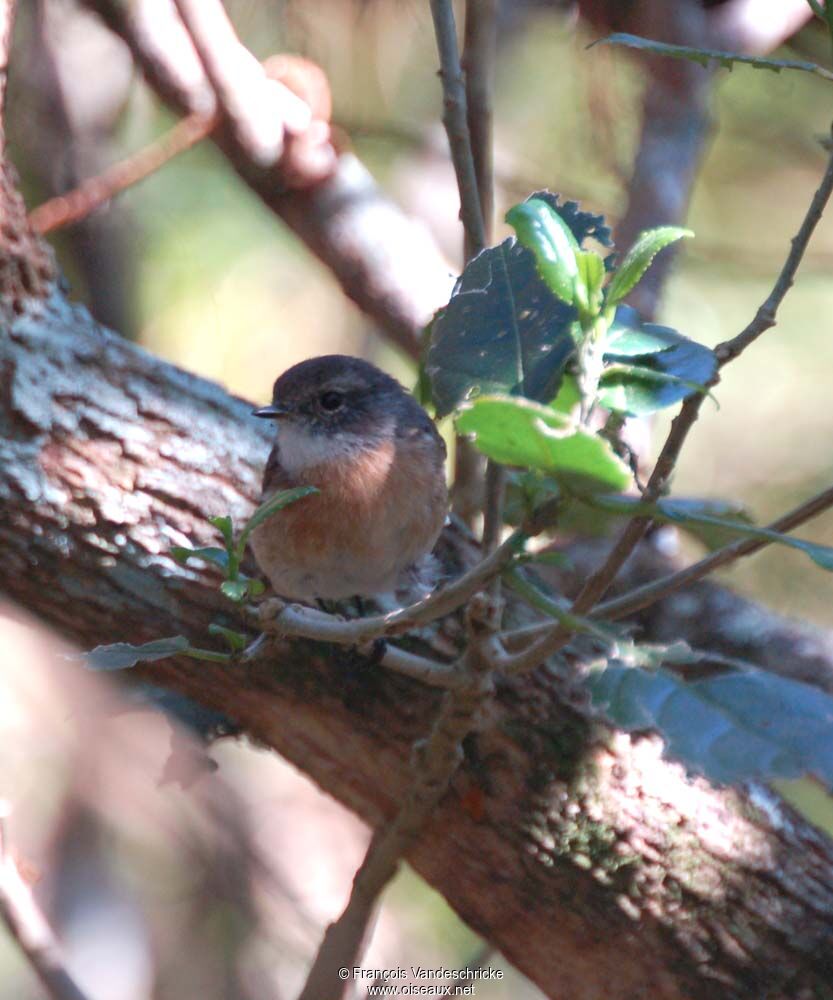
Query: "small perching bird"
250 355 448 604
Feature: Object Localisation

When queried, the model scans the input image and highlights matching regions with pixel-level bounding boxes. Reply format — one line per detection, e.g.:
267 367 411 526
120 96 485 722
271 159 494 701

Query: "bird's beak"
252 402 291 420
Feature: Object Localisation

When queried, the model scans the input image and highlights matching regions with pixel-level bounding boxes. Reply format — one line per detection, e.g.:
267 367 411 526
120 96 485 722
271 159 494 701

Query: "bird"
249 355 448 605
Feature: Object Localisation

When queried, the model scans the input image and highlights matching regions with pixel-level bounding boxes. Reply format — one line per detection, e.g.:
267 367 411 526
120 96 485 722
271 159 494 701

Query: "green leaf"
208 623 249 652
237 486 318 556
85 636 191 671
592 33 833 83
426 192 611 418
551 373 581 414
575 250 605 316
456 395 631 492
588 495 833 571
221 579 253 603
505 198 579 306
654 498 755 550
586 663 833 789
606 227 692 306
208 515 234 549
170 546 229 571
604 316 679 357
599 307 716 415
504 566 615 642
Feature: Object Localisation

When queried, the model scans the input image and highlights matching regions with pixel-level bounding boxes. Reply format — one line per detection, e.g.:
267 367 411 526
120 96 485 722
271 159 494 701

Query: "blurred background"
3 0 833 997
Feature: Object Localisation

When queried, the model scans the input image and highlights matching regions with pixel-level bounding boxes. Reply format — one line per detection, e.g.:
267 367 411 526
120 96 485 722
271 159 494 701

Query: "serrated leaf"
85 635 191 671
426 192 611 418
606 226 692 306
208 623 249 652
456 395 631 492
599 309 716 415
593 33 833 83
170 546 229 570
427 240 577 417
208 515 234 549
237 486 318 555
586 663 833 789
505 198 579 305
221 579 252 603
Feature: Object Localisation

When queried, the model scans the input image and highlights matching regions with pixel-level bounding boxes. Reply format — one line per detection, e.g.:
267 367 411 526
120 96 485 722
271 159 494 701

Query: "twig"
462 1 504 562
501 483 833 652
462 0 497 253
594 484 833 623
714 123 833 364
259 527 526 649
497 128 833 677
29 113 215 234
428 0 485 255
296 596 500 1000
0 816 92 1000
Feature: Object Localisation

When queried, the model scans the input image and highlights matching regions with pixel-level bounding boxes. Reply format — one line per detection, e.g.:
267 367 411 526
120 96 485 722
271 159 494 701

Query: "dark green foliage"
599 307 717 416
586 660 833 788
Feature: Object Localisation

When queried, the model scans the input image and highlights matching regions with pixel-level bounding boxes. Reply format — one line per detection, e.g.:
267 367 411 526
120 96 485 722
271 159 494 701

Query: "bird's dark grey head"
253 354 410 438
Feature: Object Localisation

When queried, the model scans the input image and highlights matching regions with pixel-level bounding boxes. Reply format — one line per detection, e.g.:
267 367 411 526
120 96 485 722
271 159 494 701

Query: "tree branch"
81 0 452 359
0 816 92 1000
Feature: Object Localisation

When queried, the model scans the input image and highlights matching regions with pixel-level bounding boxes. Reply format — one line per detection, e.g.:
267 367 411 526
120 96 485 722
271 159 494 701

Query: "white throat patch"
277 421 387 475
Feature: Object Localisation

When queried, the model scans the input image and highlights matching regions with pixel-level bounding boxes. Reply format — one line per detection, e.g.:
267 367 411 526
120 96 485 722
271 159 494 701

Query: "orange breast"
251 433 447 597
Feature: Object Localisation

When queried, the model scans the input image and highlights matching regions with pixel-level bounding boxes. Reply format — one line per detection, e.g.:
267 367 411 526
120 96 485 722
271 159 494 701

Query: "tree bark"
2 267 833 998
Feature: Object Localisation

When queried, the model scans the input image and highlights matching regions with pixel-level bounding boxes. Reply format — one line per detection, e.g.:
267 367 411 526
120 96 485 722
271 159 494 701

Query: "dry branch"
81 0 453 360
0 817 91 1000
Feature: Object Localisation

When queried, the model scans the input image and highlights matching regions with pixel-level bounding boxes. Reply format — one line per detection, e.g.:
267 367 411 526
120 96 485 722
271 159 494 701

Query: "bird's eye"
319 390 344 412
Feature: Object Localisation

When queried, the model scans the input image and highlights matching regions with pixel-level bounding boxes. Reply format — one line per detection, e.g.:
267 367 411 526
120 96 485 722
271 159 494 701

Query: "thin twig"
501 483 833 652
462 0 503 557
462 0 497 253
29 112 215 234
296 597 500 1000
428 0 485 255
498 128 833 676
0 817 92 1000
714 123 833 364
594 484 833 622
259 527 526 648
